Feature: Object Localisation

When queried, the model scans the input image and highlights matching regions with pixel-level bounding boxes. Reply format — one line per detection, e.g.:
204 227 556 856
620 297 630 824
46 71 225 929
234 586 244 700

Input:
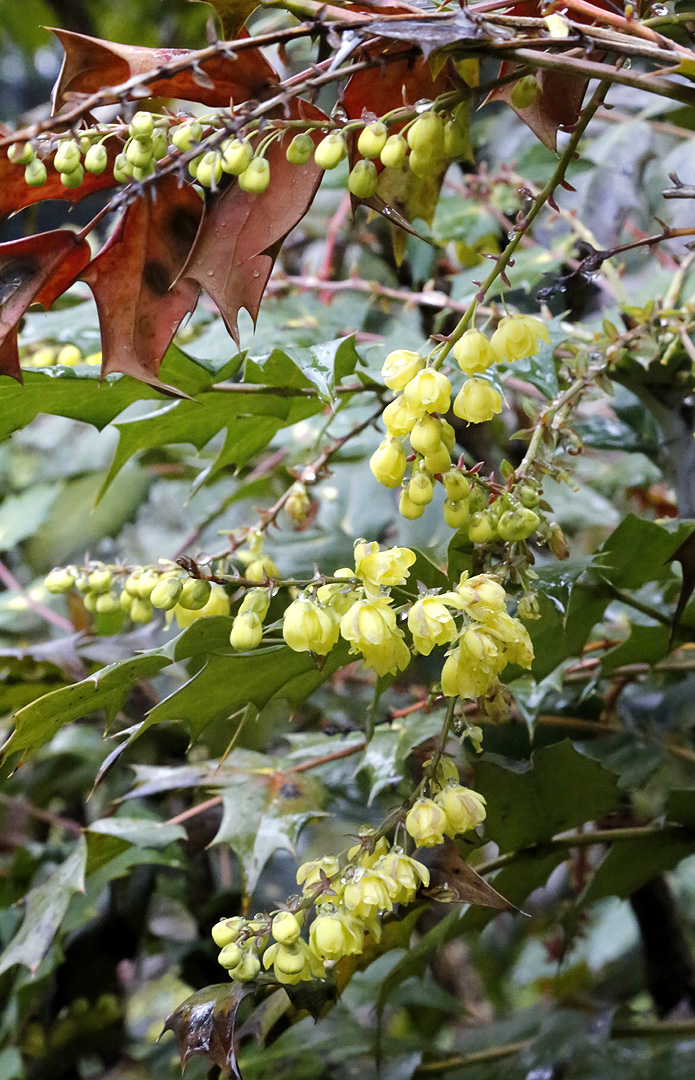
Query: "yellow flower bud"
212 917 245 948
452 329 496 375
383 395 418 436
150 576 183 610
377 850 430 904
381 350 425 391
380 133 407 169
348 159 378 199
370 438 406 488
283 597 339 655
245 555 279 582
315 132 347 170
399 489 424 519
440 418 456 451
170 584 230 628
408 471 434 507
230 611 263 651
436 784 487 835
467 512 494 544
453 378 502 424
309 909 362 962
342 868 393 918
410 415 443 456
178 579 212 610
443 499 469 530
231 952 261 982
497 507 541 542
272 911 301 945
218 943 243 969
358 121 388 159
423 445 452 475
443 468 470 502
297 856 341 892
403 368 451 415
405 798 448 847
221 138 253 175
239 588 271 618
45 568 76 594
407 597 457 656
407 112 445 158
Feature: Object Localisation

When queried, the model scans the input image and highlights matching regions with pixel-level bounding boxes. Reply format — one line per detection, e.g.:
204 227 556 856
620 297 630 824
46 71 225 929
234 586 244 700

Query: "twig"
0 558 74 633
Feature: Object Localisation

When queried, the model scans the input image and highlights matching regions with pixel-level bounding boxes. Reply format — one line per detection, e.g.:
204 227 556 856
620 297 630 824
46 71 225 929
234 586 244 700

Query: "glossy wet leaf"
162 981 253 1077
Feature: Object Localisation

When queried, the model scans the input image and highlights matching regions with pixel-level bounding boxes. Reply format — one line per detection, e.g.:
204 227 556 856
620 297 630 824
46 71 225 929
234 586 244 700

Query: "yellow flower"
435 785 487 836
361 634 411 677
283 597 340 655
407 597 458 656
263 940 322 984
377 850 430 903
403 368 451 415
490 314 550 363
340 597 411 676
381 349 425 390
453 378 502 424
342 868 393 919
211 916 245 949
169 584 230 629
239 588 271 618
297 856 341 894
370 438 407 488
347 834 390 868
452 329 496 375
229 611 263 651
353 541 416 592
456 574 507 620
410 415 444 456
405 798 448 847
246 555 279 582
484 610 534 668
271 911 301 945
309 908 363 962
440 637 501 699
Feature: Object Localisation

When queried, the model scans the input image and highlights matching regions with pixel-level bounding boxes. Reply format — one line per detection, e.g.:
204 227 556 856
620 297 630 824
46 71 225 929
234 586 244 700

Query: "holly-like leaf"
473 740 621 854
488 66 590 153
0 229 92 382
214 764 326 897
162 982 253 1078
0 142 121 220
81 178 203 390
356 710 446 803
51 28 278 111
183 105 326 344
418 840 516 911
0 836 87 976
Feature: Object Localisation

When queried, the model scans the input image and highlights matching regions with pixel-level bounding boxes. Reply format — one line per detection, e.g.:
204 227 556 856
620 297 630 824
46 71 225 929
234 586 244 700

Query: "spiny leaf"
487 66 590 153
0 229 92 382
50 27 279 110
189 0 260 39
81 178 203 390
182 102 326 343
162 982 254 1078
418 840 517 911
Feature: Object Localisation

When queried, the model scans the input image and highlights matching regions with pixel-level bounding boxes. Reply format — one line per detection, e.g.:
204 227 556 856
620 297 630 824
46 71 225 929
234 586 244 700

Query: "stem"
435 79 611 365
0 558 74 633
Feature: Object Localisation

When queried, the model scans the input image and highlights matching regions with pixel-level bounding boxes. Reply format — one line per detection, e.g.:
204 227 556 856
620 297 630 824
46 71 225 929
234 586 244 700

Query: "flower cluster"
371 315 550 535
405 760 487 847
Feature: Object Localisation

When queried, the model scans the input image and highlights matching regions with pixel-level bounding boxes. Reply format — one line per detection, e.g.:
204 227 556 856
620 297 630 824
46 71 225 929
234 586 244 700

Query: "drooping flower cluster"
371 315 550 535
405 759 487 847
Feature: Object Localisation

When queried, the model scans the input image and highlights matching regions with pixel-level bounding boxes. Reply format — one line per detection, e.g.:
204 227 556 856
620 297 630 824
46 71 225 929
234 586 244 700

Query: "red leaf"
343 53 452 124
182 104 326 343
81 177 203 390
0 142 121 220
0 229 92 383
51 28 278 111
487 65 589 152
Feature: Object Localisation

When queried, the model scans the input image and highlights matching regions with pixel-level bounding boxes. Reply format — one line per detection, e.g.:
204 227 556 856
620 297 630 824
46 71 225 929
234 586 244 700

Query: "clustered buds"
371 315 550 539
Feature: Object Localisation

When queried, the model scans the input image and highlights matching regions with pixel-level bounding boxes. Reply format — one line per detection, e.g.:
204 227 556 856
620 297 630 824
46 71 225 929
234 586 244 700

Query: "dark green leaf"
162 982 254 1078
594 515 695 590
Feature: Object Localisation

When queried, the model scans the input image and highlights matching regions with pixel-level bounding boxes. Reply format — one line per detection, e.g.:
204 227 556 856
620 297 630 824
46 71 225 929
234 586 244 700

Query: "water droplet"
652 3 667 14
623 57 632 69
206 269 214 277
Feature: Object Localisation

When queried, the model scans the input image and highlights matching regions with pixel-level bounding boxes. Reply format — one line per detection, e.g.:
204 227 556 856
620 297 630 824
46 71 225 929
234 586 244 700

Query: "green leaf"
355 710 446 803
666 788 695 827
282 337 361 405
525 564 609 680
0 483 61 552
87 816 187 850
601 623 670 674
0 836 87 976
594 514 695 590
213 764 326 895
474 740 621 853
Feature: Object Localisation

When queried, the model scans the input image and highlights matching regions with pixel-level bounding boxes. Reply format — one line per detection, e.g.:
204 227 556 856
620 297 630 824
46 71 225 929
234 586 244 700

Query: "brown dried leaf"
487 65 589 152
51 28 278 111
417 840 517 911
162 982 253 1078
0 229 92 383
182 103 326 343
0 142 121 221
81 177 203 389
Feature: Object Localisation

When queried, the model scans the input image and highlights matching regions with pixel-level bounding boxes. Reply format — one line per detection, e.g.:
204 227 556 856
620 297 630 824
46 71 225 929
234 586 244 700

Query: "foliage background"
2 2 695 1080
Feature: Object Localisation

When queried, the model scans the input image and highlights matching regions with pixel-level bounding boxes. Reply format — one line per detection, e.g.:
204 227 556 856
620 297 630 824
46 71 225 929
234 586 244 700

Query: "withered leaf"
0 229 92 383
487 65 590 153
81 177 202 390
182 103 326 343
162 982 253 1078
51 28 278 111
359 11 490 59
417 840 517 911
0 142 121 220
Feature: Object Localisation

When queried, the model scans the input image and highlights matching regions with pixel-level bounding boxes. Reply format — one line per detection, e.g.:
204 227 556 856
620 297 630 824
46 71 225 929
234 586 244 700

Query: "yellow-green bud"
285 132 314 165
84 143 108 175
399 489 424 519
408 151 432 179
369 438 406 488
172 121 203 152
95 592 121 614
348 159 378 199
410 415 443 456
443 117 470 160
218 943 243 969
221 138 253 175
83 592 99 613
497 507 541 542
119 590 134 612
452 329 496 376
130 111 155 137
130 598 153 623
88 568 112 594
150 577 183 610
444 498 469 529
424 445 452 475
113 153 133 183
196 150 223 188
272 911 301 945
314 132 347 170
178 579 212 610
152 129 168 159
9 142 35 165
245 555 279 582
231 953 261 982
45 568 76 593
407 112 445 157
358 121 388 159
380 133 407 169
443 468 470 502
511 74 541 110
136 571 160 599
125 137 153 170
212 917 245 948
408 471 434 507
468 511 494 544
230 611 263 651
24 158 47 186
285 482 311 525
54 140 80 173
440 418 456 451
238 157 270 194
60 165 84 189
